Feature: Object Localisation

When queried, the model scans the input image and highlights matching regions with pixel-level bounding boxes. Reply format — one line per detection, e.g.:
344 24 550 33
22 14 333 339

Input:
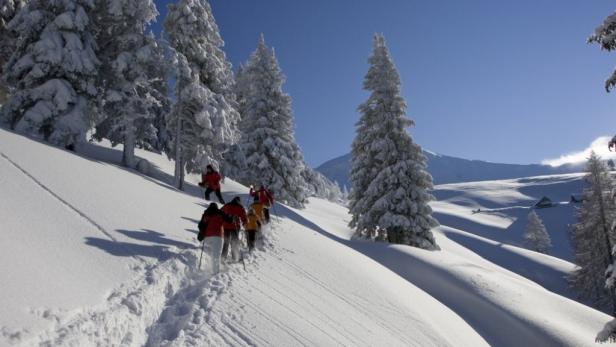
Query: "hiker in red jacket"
250 184 273 223
198 203 232 274
221 197 247 262
199 165 225 204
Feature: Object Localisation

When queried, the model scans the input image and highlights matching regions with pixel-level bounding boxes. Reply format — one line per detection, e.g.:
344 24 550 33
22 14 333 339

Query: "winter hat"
232 196 241 204
206 164 214 171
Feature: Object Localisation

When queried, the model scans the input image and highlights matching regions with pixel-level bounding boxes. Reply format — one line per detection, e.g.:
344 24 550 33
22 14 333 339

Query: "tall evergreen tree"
233 35 307 208
569 152 616 313
92 0 167 167
348 33 438 249
0 0 99 149
523 210 551 254
164 0 239 190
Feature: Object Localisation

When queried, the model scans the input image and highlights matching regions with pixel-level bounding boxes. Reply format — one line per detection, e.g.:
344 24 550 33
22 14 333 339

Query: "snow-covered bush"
136 158 151 175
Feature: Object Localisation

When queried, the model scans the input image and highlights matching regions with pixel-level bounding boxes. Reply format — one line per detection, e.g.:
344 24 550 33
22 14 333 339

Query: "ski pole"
272 202 280 222
198 239 206 270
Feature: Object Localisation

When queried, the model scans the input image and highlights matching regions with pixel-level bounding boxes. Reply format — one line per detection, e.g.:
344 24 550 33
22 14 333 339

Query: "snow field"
1 128 615 346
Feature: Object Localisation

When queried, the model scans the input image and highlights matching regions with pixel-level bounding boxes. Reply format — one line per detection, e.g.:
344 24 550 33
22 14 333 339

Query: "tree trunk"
122 128 136 168
173 119 184 190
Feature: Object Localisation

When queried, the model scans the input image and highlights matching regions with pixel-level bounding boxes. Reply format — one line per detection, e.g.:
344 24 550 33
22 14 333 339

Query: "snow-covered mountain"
0 128 613 346
317 151 582 188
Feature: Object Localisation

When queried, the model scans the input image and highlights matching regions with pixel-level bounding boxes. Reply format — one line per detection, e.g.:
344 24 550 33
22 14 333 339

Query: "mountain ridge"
316 151 583 188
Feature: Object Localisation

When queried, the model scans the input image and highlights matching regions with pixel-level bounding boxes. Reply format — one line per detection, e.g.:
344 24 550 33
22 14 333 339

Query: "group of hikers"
197 165 274 274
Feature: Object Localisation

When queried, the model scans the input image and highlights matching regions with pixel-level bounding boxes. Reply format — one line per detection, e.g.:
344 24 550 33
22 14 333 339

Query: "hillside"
0 128 613 347
316 151 582 188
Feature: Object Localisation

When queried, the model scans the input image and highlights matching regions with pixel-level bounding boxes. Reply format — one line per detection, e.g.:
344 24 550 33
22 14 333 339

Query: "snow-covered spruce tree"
569 152 616 313
1 0 99 149
301 167 343 203
234 35 307 208
348 33 438 249
0 0 27 103
164 0 239 190
523 210 551 254
92 0 168 167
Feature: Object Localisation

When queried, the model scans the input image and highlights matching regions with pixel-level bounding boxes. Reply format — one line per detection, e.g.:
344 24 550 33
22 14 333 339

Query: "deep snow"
0 127 614 346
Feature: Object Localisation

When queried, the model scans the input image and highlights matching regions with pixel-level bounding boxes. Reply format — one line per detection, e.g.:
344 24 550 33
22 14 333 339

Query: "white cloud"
542 136 616 167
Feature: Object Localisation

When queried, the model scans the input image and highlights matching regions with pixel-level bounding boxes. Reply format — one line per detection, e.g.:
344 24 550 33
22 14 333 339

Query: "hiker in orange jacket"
249 184 273 223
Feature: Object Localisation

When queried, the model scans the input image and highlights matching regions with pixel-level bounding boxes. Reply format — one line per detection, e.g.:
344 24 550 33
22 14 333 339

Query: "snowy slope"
1 128 613 346
316 151 582 188
0 129 485 346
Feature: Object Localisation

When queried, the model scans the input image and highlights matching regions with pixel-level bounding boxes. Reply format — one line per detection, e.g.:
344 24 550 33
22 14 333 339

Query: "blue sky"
153 1 616 167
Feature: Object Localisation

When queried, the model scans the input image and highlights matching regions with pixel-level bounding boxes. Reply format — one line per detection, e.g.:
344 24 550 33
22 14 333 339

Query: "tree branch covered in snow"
0 0 28 102
589 11 616 92
1 0 100 149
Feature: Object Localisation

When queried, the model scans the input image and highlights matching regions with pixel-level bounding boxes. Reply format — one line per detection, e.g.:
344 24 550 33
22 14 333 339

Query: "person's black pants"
246 230 257 251
205 187 225 204
222 228 239 259
264 208 270 223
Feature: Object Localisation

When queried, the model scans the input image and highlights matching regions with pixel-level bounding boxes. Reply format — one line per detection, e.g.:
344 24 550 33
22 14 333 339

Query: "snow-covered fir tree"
164 0 239 190
301 167 343 203
523 210 551 254
233 35 307 208
348 33 438 249
0 0 99 149
92 0 168 167
0 0 27 103
569 152 616 313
